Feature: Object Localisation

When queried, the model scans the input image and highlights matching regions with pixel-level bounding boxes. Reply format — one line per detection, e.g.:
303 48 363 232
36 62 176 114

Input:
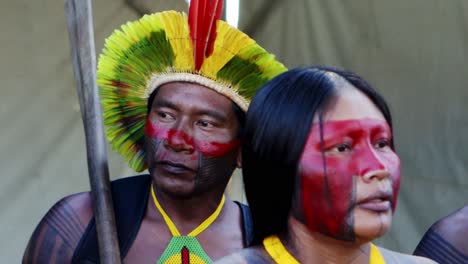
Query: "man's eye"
157 112 174 121
196 120 214 128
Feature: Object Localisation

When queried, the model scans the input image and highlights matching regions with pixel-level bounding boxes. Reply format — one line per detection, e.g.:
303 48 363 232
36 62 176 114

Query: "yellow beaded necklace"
263 235 386 264
151 183 225 264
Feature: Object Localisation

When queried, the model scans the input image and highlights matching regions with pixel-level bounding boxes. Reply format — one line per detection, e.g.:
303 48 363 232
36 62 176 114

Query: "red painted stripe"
181 246 190 264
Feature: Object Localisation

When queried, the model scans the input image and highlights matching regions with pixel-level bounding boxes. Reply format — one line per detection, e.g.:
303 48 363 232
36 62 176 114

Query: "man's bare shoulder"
432 205 468 244
215 245 274 264
22 192 93 264
378 246 438 264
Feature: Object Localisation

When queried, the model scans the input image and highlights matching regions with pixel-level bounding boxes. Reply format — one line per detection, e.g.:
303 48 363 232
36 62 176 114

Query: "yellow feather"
96 9 286 172
160 11 194 72
200 20 255 79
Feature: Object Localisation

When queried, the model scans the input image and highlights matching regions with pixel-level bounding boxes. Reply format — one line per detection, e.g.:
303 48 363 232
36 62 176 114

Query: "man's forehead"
156 82 232 102
153 82 236 117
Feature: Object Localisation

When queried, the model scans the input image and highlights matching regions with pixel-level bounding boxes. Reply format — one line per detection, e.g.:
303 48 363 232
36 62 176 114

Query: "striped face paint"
144 82 242 197
145 119 241 159
145 119 240 195
299 118 400 240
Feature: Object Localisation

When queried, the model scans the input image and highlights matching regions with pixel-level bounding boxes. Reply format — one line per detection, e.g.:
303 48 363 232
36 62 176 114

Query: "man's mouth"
156 160 197 174
357 191 393 212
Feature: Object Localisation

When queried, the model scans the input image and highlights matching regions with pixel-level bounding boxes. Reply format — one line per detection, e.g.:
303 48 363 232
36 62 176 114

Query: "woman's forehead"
317 85 386 123
309 118 391 137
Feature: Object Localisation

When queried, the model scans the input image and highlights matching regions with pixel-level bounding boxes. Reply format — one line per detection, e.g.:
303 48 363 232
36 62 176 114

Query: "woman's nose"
362 169 390 182
357 144 388 181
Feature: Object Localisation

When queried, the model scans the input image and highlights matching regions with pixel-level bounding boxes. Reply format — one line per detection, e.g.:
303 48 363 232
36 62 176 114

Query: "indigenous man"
22 0 286 262
414 204 468 264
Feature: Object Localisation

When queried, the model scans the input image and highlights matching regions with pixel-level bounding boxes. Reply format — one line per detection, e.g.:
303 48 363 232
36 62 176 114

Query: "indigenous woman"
217 66 436 263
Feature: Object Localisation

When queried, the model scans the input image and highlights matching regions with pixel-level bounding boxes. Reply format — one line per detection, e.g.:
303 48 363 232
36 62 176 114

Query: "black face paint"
145 120 240 197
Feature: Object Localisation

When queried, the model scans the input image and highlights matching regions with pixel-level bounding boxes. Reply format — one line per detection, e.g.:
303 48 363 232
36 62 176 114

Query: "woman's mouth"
358 193 392 212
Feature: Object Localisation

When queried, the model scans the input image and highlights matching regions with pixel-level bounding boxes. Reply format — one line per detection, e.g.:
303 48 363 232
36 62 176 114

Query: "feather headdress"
97 0 287 172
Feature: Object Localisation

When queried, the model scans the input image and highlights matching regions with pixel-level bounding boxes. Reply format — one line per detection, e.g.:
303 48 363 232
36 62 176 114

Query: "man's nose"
164 122 195 153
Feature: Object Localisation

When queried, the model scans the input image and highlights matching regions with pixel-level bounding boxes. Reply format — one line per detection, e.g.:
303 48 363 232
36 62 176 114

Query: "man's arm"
414 205 468 264
23 193 92 263
378 247 438 264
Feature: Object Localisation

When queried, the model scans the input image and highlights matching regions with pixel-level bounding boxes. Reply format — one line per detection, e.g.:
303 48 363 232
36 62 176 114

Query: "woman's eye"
330 143 352 153
374 139 391 149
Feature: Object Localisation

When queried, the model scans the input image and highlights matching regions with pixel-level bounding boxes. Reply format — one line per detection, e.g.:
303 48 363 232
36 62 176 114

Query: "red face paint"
145 119 240 158
299 118 400 240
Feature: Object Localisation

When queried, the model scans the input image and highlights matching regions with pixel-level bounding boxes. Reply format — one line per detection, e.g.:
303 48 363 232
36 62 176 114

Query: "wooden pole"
64 0 122 262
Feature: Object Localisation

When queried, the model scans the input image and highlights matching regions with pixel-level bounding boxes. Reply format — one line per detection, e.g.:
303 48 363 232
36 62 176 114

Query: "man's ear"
236 148 242 168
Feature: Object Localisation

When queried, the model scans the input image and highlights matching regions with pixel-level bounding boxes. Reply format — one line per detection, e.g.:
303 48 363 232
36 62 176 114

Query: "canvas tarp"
0 0 466 261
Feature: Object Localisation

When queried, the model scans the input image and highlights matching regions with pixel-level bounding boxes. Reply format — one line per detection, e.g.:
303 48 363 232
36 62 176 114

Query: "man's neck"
148 182 228 235
283 216 371 264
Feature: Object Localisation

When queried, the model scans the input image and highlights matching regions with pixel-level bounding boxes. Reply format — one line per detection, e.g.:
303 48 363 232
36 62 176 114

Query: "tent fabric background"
242 0 468 252
0 0 466 262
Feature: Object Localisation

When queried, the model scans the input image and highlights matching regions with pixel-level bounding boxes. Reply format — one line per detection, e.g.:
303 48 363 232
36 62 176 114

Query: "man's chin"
153 175 198 198
163 188 197 200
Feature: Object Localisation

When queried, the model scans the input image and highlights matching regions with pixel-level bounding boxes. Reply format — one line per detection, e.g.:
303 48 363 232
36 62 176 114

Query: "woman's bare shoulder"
215 245 274 264
378 246 438 264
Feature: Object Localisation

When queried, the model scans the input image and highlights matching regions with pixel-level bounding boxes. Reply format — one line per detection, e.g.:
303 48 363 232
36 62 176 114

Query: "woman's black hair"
242 65 394 244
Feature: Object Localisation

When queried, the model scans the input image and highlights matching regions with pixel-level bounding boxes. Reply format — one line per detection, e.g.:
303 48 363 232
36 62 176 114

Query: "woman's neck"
283 216 372 264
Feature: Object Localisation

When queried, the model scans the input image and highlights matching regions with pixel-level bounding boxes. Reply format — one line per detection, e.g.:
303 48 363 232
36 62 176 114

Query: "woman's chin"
353 209 392 242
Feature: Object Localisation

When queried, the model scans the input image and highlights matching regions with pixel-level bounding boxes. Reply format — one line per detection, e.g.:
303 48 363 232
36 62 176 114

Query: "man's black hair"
242 65 394 245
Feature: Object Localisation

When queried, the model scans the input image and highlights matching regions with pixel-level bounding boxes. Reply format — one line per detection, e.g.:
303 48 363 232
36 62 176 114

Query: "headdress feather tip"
189 0 224 70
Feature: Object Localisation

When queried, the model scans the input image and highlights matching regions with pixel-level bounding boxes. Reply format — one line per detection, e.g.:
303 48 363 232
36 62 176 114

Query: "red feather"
188 0 224 71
